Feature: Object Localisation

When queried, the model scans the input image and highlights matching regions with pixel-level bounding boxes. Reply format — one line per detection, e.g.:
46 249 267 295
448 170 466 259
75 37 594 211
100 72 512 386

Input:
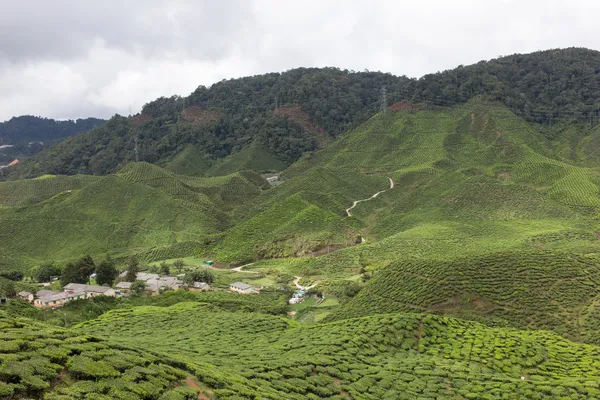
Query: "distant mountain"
0 115 104 167
0 115 105 145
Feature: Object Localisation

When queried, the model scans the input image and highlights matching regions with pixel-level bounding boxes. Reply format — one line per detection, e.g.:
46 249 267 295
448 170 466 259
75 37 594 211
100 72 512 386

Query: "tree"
184 269 215 285
173 259 185 273
130 280 147 297
61 262 82 286
0 271 23 281
159 261 170 276
60 255 96 286
0 278 16 298
34 263 60 283
125 255 139 282
76 255 96 283
95 256 118 286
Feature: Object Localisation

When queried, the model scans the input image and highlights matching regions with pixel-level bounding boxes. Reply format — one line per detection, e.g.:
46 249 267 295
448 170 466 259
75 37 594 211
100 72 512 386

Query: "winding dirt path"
231 263 258 273
293 276 320 291
345 177 394 217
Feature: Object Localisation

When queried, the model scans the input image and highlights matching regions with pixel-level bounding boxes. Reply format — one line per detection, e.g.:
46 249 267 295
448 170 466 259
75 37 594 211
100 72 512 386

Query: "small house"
229 282 255 294
115 282 132 296
117 272 160 282
17 291 34 302
190 282 210 292
34 291 68 308
145 279 169 296
63 283 115 298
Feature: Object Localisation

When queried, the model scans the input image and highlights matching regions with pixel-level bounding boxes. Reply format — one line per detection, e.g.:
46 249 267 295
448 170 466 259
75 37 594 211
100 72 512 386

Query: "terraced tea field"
75 302 600 399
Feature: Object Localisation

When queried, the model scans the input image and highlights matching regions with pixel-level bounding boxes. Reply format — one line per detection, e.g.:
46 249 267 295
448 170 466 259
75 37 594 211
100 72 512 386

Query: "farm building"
118 272 160 281
229 282 256 294
63 283 115 298
115 281 132 296
34 291 68 308
17 291 34 302
190 282 210 292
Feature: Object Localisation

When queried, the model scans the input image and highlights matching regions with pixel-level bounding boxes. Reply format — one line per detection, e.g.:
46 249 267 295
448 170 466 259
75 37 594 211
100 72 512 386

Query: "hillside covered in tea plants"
5 48 600 399
72 302 600 399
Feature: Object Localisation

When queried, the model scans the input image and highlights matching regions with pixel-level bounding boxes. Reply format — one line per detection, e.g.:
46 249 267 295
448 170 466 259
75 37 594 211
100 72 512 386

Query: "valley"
3 48 600 399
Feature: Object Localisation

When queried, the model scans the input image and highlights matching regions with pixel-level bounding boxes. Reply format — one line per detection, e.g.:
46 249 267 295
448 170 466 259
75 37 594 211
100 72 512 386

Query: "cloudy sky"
0 0 598 121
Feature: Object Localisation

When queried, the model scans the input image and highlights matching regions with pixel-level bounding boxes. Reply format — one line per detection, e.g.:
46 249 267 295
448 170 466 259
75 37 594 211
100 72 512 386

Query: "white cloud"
0 0 597 120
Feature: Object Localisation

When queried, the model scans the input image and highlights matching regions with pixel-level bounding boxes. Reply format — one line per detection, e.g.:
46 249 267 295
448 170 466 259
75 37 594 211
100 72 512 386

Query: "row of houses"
17 274 256 309
116 272 210 295
18 283 117 308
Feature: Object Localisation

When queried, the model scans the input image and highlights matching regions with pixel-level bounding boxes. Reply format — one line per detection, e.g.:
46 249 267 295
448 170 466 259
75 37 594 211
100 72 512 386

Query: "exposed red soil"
274 105 331 147
388 100 419 112
594 232 600 240
184 377 211 400
181 106 221 125
133 113 152 127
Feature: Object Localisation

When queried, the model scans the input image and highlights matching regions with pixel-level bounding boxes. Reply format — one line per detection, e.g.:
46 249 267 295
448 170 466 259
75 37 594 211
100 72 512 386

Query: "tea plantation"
73 302 600 399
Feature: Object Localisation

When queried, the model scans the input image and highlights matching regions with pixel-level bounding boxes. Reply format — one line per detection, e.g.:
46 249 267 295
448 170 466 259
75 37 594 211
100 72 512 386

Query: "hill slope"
75 302 600 399
205 98 600 268
0 163 267 271
7 47 600 179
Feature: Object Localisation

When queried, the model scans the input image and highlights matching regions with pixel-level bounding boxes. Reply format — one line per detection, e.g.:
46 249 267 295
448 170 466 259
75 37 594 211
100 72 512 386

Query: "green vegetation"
330 251 600 341
73 302 600 399
0 162 267 272
6 49 600 398
0 116 104 145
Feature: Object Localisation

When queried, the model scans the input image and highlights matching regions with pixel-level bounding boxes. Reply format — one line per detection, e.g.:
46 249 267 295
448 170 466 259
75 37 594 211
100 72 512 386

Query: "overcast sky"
0 0 598 121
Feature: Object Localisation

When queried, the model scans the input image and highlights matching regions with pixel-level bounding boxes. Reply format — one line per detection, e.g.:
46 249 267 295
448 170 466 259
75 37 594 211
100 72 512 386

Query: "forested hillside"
0 116 104 166
0 115 104 146
6 47 600 179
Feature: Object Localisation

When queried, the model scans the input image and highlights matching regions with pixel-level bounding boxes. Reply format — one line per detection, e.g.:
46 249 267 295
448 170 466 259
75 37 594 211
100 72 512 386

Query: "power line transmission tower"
380 86 388 112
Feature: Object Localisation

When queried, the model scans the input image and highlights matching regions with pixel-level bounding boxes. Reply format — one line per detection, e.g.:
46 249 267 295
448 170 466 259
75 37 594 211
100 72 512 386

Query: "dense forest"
0 115 104 145
5 47 600 179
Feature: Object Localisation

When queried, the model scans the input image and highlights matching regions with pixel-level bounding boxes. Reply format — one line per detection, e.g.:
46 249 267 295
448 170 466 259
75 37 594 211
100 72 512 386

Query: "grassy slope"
0 163 267 271
209 99 600 272
0 309 300 399
75 302 600 399
329 251 600 341
164 144 212 176
206 140 288 177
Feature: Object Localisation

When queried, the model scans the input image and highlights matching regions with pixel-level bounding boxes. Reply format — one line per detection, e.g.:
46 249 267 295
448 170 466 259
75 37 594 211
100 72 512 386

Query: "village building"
118 272 160 282
17 291 34 302
63 283 115 298
229 282 256 294
190 282 210 292
34 291 68 308
115 281 132 296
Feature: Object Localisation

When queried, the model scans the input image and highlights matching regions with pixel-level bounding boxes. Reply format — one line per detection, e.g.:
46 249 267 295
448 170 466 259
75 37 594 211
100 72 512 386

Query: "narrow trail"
231 263 258 273
293 276 320 291
345 177 394 217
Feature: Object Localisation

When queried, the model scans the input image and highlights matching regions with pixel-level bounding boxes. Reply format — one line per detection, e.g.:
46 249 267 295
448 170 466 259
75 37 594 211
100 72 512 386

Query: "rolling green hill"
329 251 600 341
205 98 600 268
5 49 600 399
73 302 600 399
0 163 268 271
